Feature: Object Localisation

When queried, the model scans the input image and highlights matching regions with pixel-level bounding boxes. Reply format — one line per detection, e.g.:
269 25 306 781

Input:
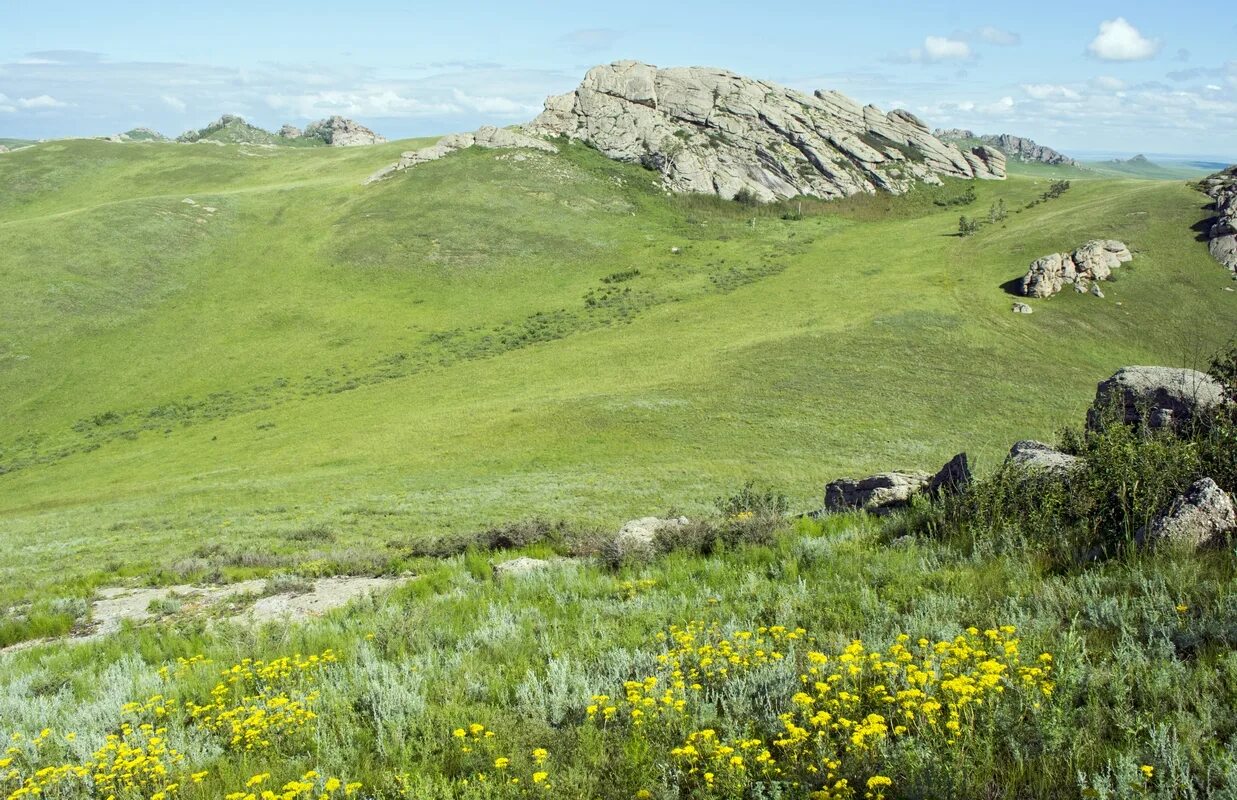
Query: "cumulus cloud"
17 94 68 109
923 36 972 61
161 95 186 112
1021 84 1081 100
1092 76 1126 91
1087 18 1160 61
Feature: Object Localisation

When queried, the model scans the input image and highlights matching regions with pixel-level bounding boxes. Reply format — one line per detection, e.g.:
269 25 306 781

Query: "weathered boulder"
1088 366 1226 432
303 116 385 146
1012 302 1033 314
1005 440 1080 475
825 472 930 515
366 125 557 183
609 516 689 561
492 557 556 578
1139 478 1236 549
1200 165 1237 275
1020 240 1131 298
525 60 1003 202
927 452 972 498
278 124 303 139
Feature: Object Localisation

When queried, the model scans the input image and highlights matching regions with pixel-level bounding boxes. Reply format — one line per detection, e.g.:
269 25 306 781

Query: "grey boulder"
825 472 930 515
1019 240 1131 298
366 125 557 184
1200 166 1237 275
1088 366 1226 432
1139 478 1236 549
1006 440 1080 475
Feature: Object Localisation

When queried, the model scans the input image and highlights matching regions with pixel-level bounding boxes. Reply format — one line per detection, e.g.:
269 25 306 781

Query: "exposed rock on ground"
1139 477 1236 549
1200 166 1237 275
1088 366 1227 432
609 516 689 560
279 124 303 139
526 61 1005 202
366 125 558 183
302 116 386 146
825 472 930 515
927 452 972 498
0 145 9 154
1012 302 1032 314
934 129 1080 167
1005 440 1080 475
492 557 560 578
1019 240 1132 298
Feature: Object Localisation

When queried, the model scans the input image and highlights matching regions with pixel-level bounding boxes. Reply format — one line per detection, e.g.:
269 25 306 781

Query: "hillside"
1083 154 1216 179
0 135 1233 613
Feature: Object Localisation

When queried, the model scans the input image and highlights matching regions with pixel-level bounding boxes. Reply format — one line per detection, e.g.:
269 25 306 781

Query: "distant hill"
0 138 38 150
177 114 295 146
1084 154 1215 180
117 127 168 142
934 129 1080 167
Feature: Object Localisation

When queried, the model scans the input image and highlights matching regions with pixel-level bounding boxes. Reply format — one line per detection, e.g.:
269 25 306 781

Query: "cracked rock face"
1200 165 1237 275
303 116 386 146
1088 366 1226 433
526 60 1005 201
1019 240 1132 298
366 125 558 184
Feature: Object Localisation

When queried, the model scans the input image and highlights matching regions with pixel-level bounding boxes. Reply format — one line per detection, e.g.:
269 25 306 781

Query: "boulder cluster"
935 129 1080 167
366 125 557 184
368 60 1007 199
298 116 386 147
823 366 1234 550
1200 165 1237 275
1018 239 1132 298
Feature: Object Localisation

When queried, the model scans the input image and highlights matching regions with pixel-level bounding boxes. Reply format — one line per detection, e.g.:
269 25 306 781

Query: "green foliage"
714 480 789 518
957 215 979 237
732 187 761 207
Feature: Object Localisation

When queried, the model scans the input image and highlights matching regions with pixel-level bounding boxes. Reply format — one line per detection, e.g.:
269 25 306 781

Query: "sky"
1 0 1235 158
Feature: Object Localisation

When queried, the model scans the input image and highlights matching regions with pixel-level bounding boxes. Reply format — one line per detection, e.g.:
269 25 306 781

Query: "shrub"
715 480 788 519
733 187 761 207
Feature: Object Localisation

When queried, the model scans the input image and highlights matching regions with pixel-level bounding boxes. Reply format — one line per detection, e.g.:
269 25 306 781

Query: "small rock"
671 247 682 254
181 198 196 205
1006 440 1080 475
492 557 555 578
1225 287 1234 292
1012 302 1033 314
610 516 688 560
203 207 217 213
1139 478 1236 549
825 472 930 515
1091 284 1105 298
1074 280 1088 293
927 452 971 498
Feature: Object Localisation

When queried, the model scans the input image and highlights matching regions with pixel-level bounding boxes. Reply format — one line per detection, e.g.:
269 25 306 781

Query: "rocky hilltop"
294 116 386 147
1201 165 1237 275
935 129 1080 167
524 61 1004 201
177 115 384 147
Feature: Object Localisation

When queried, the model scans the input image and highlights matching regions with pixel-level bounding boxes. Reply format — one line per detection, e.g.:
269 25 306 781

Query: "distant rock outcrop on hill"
1200 165 1237 275
934 129 1080 167
1019 240 1132 298
0 145 8 154
118 127 168 142
366 125 557 183
178 115 281 145
525 61 1004 201
301 116 386 147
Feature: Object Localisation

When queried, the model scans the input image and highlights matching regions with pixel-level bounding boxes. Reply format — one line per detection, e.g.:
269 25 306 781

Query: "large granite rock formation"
526 61 1005 201
1200 166 1237 275
302 116 386 146
1019 240 1132 298
935 129 1080 167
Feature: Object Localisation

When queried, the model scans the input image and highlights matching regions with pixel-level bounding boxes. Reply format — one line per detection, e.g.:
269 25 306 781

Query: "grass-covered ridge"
0 136 1233 615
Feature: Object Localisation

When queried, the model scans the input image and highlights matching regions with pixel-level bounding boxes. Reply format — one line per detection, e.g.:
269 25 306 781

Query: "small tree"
987 198 1007 223
958 215 979 237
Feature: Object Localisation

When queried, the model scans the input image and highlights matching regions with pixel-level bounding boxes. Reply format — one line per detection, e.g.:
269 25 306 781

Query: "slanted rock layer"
302 116 386 147
366 125 557 184
1019 240 1132 298
527 61 1005 201
1200 166 1237 275
1088 366 1226 433
934 129 1080 167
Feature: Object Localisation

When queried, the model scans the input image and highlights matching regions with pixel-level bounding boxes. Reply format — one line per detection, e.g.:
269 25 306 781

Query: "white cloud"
923 36 972 61
449 89 539 116
982 96 1015 115
976 26 1020 46
1087 18 1160 61
17 94 68 109
1021 84 1081 100
161 95 186 112
265 88 460 118
1206 84 1223 91
1092 76 1126 91
0 93 13 113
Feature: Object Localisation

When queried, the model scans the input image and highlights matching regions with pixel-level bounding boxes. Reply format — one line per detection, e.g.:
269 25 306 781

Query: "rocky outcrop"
0 145 8 154
934 129 1080 167
366 125 558 184
825 472 931 515
1200 166 1237 275
1139 478 1236 549
1005 440 1080 476
927 452 972 498
278 124 302 140
524 60 1003 201
492 557 558 578
1019 240 1132 298
116 128 168 142
1088 366 1227 433
302 116 385 146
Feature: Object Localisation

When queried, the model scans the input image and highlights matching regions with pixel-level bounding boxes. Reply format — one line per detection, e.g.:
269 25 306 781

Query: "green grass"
0 137 1233 619
1081 158 1215 180
0 138 38 149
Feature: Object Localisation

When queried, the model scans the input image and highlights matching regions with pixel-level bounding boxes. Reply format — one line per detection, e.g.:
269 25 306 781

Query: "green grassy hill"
0 137 1233 606
1081 156 1216 180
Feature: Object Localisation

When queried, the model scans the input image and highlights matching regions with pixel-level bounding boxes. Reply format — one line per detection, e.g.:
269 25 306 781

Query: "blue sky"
2 0 1235 157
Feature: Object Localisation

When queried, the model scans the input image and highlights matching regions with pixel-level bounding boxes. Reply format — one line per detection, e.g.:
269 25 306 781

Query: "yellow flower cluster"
617 578 657 600
450 724 552 794
183 651 336 751
224 769 361 800
658 621 805 688
2 723 185 800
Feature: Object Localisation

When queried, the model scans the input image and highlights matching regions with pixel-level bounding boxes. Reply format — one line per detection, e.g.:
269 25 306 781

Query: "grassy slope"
0 139 1233 607
1081 158 1216 180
